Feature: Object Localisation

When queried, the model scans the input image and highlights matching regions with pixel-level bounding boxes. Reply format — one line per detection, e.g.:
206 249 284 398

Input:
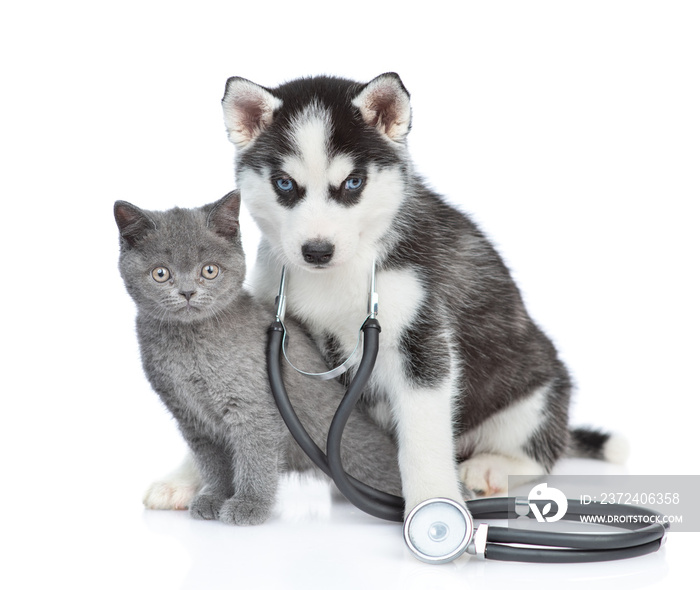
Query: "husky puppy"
220 73 623 515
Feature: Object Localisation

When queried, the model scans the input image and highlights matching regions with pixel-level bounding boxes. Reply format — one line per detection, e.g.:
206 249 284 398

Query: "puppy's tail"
567 427 630 465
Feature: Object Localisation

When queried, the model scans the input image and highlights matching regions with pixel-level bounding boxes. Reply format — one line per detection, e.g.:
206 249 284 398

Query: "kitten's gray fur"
115 191 401 525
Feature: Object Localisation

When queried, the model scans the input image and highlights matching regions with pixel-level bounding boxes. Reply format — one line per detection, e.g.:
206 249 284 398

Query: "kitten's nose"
180 290 195 301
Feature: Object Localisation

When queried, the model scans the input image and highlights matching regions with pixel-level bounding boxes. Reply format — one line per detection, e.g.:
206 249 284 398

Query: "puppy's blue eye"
276 178 294 192
345 177 363 191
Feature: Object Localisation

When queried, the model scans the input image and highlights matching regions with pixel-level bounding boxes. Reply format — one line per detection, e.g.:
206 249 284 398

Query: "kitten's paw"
143 480 198 510
189 493 227 520
219 496 272 526
143 455 201 510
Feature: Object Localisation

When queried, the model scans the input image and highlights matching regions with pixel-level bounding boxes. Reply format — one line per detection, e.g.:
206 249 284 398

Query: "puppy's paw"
143 480 198 510
458 454 510 497
189 493 227 520
219 496 272 526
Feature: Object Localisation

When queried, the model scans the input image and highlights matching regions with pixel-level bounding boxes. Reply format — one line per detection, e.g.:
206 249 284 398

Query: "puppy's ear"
207 190 241 241
222 77 282 148
114 201 156 247
352 73 412 143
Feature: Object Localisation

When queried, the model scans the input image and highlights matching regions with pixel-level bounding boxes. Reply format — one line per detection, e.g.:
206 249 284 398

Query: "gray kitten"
115 191 401 525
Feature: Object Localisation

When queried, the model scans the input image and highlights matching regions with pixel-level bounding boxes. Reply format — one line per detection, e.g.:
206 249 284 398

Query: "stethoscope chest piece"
403 498 474 564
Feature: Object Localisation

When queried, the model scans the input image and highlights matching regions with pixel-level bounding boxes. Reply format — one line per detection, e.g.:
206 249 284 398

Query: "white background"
1 1 698 588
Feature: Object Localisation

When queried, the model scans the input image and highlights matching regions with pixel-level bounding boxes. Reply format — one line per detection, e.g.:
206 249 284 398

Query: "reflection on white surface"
8 464 688 590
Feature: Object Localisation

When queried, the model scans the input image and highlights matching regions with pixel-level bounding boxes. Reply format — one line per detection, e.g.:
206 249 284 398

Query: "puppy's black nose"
301 240 335 265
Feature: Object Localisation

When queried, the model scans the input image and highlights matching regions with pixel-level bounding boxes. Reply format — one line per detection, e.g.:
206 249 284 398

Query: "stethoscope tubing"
267 319 404 520
484 540 663 563
325 317 406 521
467 497 667 561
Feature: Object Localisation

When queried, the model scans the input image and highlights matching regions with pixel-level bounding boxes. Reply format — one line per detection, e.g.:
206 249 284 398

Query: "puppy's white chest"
289 266 426 360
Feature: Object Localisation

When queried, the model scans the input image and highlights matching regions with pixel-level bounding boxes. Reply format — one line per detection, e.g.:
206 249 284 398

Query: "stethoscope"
266 262 668 564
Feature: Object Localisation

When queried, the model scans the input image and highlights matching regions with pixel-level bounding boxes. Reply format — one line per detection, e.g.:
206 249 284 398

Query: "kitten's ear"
222 77 282 148
208 190 241 240
352 73 412 143
114 201 155 247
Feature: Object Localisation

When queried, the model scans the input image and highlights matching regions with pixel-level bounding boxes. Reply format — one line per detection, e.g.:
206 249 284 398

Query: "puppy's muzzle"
301 240 335 266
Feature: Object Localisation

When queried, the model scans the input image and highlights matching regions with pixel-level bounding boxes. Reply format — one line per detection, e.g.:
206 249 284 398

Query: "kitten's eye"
202 264 220 280
152 267 171 283
344 177 363 191
275 178 295 192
